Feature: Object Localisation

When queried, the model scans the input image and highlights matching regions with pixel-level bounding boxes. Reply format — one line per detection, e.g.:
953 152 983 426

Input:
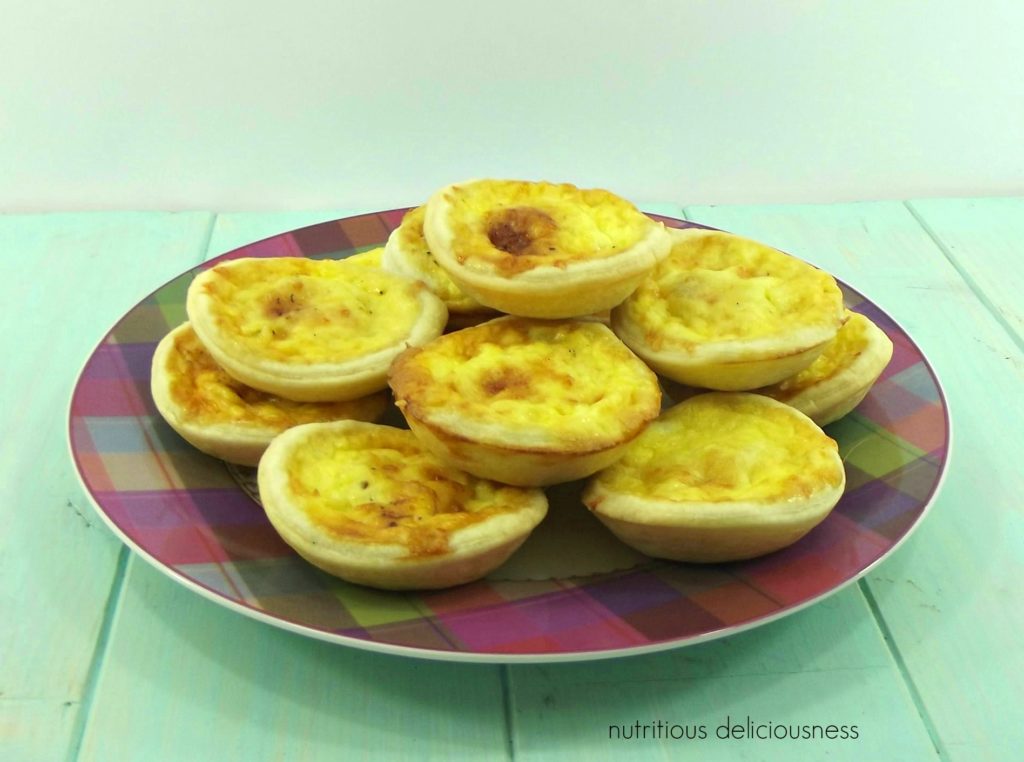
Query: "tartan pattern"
68 212 950 658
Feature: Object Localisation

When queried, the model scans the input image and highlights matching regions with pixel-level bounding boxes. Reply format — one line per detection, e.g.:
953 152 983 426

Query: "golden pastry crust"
757 310 893 425
382 205 494 316
583 393 846 563
186 256 447 402
150 323 388 465
611 228 845 390
389 316 662 486
423 179 672 318
257 421 548 590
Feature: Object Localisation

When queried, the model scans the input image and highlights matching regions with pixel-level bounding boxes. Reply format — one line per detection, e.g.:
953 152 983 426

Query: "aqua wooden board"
0 212 213 760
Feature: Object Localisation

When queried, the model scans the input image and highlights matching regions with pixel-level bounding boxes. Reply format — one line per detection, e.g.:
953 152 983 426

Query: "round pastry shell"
611 228 845 390
583 393 846 563
186 257 448 402
389 317 662 487
150 323 388 466
257 421 549 590
758 312 894 426
422 179 672 319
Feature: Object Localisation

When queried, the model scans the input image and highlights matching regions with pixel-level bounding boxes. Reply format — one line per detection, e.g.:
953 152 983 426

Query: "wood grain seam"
65 545 129 762
665 206 691 223
66 214 218 761
904 200 1024 356
859 578 946 760
199 212 218 262
500 666 517 761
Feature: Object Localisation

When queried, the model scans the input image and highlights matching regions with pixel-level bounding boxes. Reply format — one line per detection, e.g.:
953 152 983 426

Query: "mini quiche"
151 323 388 465
383 205 494 318
422 179 672 318
611 228 845 390
257 421 548 590
186 256 447 402
388 316 662 487
583 393 846 563
757 310 893 426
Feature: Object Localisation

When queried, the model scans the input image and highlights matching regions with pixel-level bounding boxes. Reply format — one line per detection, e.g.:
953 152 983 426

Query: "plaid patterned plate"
68 212 950 662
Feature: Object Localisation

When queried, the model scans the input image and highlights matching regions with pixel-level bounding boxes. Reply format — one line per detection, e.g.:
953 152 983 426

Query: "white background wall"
2 0 1022 211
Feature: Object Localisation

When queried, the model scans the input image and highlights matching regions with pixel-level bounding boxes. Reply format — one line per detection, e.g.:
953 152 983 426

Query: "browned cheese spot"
486 207 558 257
481 366 533 398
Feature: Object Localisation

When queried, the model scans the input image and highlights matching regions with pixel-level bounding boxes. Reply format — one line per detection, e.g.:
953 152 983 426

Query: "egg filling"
282 426 538 557
393 318 660 448
619 231 843 348
164 324 382 428
765 311 870 399
344 246 385 268
197 257 422 364
445 181 653 275
596 394 843 504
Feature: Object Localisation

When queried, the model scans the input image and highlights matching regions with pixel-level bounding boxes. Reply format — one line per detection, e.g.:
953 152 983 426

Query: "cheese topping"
621 232 843 347
595 393 843 503
765 311 870 399
283 425 536 556
198 258 423 364
165 325 383 428
344 246 385 268
444 180 654 275
392 318 661 445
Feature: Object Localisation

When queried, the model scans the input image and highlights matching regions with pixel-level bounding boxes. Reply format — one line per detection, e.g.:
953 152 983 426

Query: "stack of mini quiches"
586 227 892 561
150 248 411 466
609 227 893 418
152 179 892 591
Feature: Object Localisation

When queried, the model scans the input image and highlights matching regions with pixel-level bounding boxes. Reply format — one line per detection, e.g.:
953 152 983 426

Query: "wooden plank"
906 197 1024 344
78 562 510 762
680 201 1024 761
0 212 213 760
77 211 512 761
509 594 935 761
